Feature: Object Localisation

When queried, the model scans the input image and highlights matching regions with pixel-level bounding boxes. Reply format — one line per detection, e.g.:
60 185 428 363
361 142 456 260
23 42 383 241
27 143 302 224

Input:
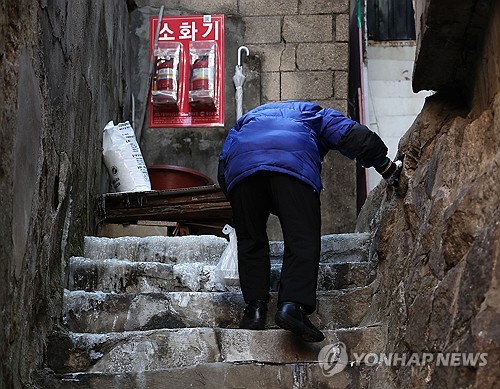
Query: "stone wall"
131 0 357 238
0 1 132 387
357 0 500 387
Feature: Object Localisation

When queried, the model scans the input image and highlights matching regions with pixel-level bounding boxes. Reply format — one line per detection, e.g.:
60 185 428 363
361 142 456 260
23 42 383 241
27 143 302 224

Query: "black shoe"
275 302 325 342
239 300 267 330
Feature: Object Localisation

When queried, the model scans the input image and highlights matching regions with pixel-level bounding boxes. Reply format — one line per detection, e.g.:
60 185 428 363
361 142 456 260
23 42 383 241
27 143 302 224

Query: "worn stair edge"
83 233 372 264
62 287 374 333
47 326 385 375
67 257 377 294
44 361 380 389
83 235 227 266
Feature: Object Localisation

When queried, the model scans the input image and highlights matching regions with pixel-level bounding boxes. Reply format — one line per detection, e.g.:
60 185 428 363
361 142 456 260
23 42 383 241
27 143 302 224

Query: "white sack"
102 121 151 192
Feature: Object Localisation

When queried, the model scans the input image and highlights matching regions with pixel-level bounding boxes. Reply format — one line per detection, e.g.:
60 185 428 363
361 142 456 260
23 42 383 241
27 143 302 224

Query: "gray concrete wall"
132 0 357 238
0 1 132 387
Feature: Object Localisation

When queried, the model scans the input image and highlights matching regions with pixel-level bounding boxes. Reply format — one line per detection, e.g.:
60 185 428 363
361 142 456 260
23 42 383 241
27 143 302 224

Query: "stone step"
83 233 372 265
46 361 378 389
62 287 374 333
47 325 385 375
67 257 376 294
83 235 227 265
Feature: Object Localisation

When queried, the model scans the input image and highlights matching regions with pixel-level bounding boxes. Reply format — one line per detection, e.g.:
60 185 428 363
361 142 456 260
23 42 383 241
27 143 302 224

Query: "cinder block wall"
132 0 357 236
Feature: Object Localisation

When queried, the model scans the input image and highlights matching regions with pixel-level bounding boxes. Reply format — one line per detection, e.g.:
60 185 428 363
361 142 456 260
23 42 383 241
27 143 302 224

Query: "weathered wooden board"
97 185 232 226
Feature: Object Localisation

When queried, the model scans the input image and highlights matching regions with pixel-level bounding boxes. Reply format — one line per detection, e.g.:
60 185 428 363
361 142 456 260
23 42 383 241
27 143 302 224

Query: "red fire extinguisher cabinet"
149 15 225 128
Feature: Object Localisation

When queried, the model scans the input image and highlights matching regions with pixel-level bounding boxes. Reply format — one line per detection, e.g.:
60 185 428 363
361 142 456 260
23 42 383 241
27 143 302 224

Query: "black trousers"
229 171 321 314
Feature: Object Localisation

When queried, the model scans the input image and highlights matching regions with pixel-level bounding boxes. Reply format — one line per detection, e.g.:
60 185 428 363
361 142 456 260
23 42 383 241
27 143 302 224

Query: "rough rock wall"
0 1 131 387
357 1 500 387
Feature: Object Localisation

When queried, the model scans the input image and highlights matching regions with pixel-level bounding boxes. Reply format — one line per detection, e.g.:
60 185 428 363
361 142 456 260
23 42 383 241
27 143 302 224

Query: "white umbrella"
233 46 249 119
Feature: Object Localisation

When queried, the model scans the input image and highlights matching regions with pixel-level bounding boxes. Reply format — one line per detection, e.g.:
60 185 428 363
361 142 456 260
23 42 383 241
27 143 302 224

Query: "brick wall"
241 0 350 111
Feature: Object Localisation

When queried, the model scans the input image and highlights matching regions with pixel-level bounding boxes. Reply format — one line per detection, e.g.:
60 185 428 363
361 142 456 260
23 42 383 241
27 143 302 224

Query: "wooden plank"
97 185 232 225
136 220 177 227
99 186 226 208
103 203 232 223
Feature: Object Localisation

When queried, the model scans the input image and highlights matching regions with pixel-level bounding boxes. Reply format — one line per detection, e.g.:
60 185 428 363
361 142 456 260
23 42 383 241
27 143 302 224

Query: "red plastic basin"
147 165 214 190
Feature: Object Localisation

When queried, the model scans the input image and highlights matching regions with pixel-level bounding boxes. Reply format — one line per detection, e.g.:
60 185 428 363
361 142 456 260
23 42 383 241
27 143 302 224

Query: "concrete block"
179 0 238 14
239 0 298 16
237 53 263 115
136 0 238 14
299 0 349 14
247 43 285 72
335 13 350 42
283 15 333 43
246 43 296 72
334 70 349 99
243 16 282 44
261 72 281 102
297 42 348 71
314 98 348 114
280 44 297 71
281 71 333 100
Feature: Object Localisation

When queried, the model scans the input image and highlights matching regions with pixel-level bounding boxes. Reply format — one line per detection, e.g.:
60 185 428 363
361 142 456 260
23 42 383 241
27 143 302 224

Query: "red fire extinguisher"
155 57 175 91
191 56 212 90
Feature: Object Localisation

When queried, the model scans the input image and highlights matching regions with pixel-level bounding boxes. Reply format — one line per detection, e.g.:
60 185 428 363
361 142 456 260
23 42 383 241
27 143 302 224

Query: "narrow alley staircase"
46 232 385 388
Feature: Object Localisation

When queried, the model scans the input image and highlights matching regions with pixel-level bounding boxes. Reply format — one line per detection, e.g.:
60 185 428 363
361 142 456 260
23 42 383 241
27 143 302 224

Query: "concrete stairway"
46 233 385 388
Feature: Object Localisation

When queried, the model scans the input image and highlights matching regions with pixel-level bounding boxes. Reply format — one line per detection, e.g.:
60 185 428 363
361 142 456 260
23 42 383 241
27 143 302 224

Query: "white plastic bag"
215 224 239 286
102 121 151 192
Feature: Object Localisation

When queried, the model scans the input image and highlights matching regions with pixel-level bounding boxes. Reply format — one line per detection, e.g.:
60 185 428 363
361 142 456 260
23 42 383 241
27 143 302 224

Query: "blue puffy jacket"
219 100 387 194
